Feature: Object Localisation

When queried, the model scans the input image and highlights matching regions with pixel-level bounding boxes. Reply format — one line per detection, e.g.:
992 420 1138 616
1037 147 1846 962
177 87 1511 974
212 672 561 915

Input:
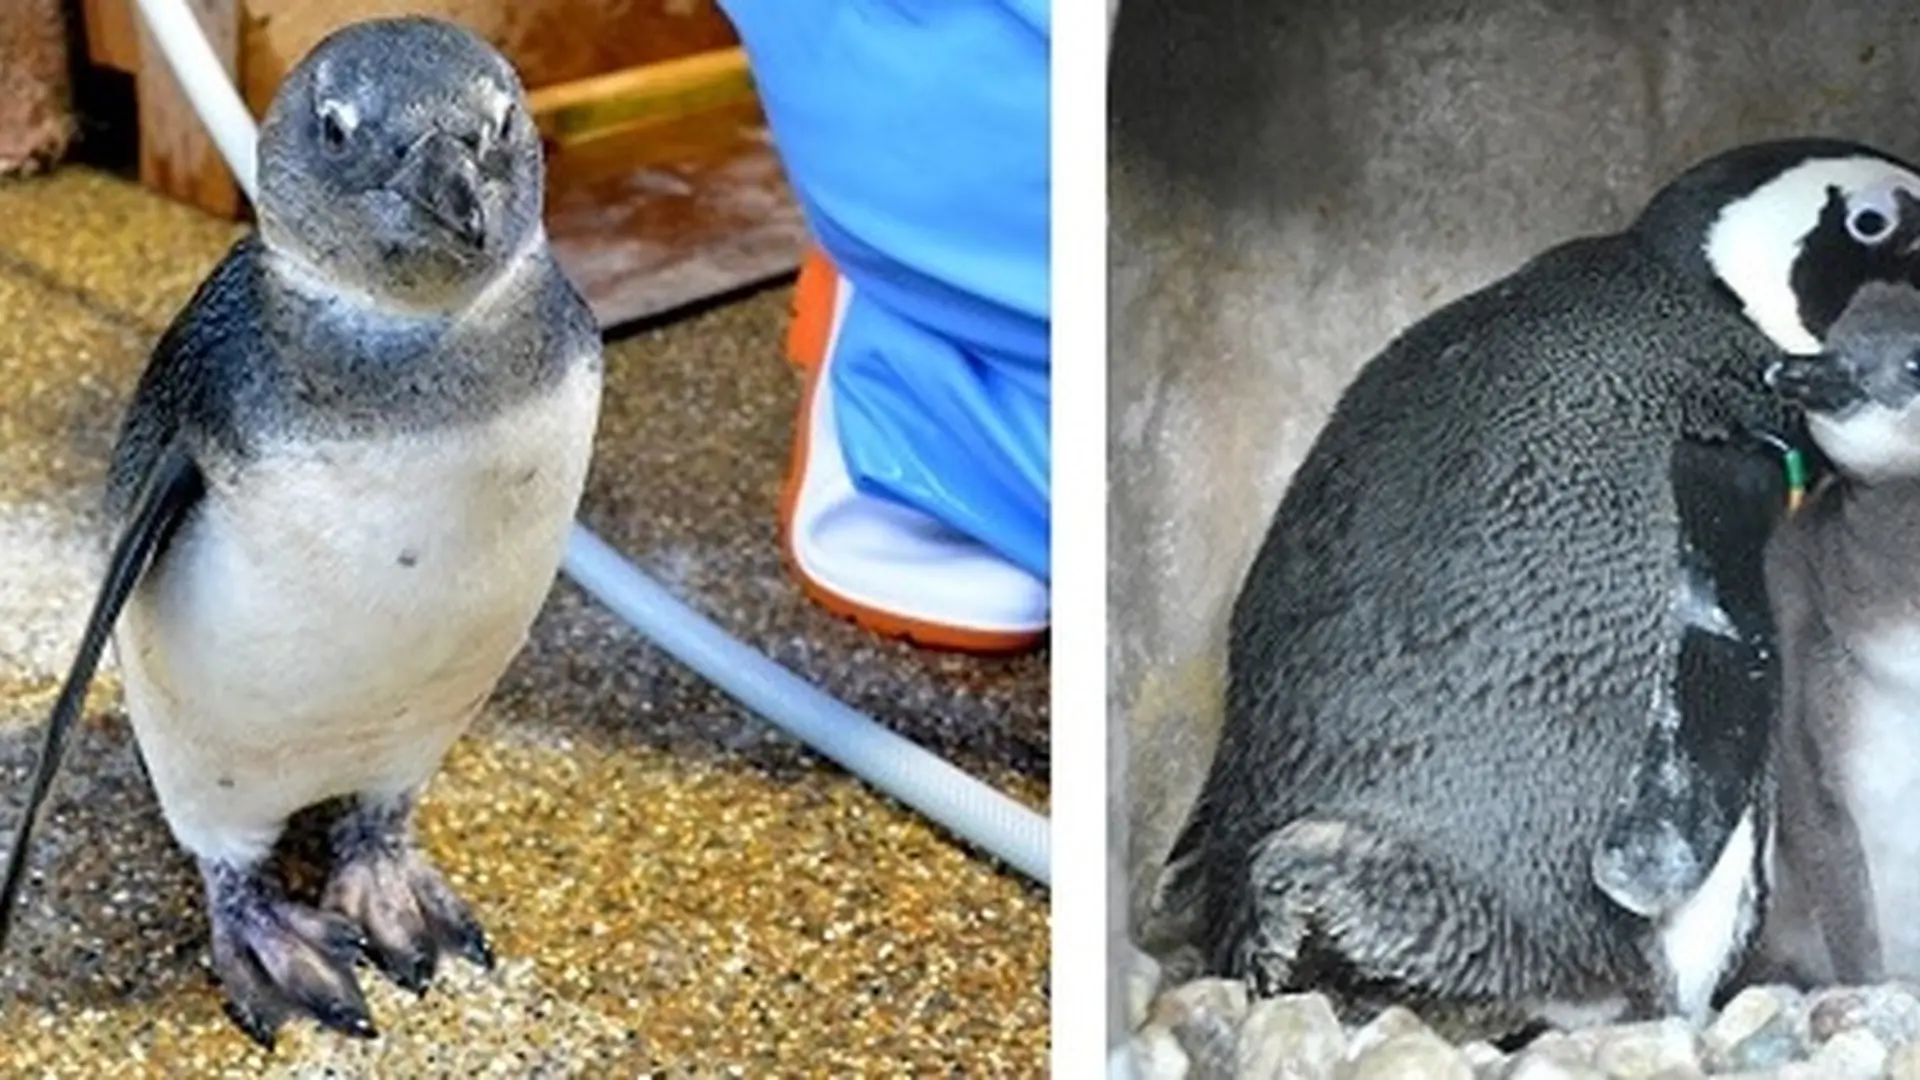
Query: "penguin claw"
452 916 496 972
382 945 436 996
313 1000 380 1041
323 836 495 996
222 997 282 1052
202 860 379 1050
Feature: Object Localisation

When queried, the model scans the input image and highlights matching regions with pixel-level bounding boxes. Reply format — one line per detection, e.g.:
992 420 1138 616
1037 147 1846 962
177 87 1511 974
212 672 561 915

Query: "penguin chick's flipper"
1771 690 1884 982
1762 506 1883 984
1593 433 1790 917
0 443 204 953
322 791 495 996
203 859 378 1050
1231 818 1563 1019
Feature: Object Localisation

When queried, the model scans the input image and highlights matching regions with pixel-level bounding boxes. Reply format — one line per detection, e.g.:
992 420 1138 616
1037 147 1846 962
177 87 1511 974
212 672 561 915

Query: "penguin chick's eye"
495 102 516 142
1906 350 1920 382
317 100 358 153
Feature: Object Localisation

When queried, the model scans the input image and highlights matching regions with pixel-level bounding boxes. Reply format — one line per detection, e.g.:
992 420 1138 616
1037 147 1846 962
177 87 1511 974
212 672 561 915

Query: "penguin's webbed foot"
323 795 494 996
201 859 378 1051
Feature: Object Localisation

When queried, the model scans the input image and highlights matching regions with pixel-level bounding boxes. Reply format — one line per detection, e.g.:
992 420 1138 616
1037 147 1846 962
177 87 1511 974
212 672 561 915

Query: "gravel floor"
1123 948 1920 1080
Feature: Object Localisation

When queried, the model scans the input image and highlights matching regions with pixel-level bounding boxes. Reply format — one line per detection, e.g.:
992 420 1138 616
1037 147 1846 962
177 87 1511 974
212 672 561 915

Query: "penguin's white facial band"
1704 156 1920 355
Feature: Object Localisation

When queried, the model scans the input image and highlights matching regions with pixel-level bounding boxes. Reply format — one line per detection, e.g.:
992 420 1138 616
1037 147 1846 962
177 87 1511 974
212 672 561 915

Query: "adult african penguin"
1151 138 1920 1040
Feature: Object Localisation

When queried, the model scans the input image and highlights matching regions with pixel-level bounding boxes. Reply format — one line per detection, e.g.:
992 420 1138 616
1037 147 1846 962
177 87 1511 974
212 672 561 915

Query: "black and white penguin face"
255 17 545 311
1766 280 1920 482
1705 155 1920 357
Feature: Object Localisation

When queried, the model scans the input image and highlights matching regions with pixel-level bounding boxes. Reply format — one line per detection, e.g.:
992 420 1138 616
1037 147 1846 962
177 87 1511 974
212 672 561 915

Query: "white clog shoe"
778 249 1049 653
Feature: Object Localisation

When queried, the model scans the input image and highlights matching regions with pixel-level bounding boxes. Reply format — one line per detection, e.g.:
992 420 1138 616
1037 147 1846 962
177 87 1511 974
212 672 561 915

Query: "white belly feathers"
114 362 600 864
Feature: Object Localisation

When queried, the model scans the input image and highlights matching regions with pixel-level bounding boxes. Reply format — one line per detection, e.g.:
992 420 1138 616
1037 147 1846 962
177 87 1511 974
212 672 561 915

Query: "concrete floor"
0 167 1049 1076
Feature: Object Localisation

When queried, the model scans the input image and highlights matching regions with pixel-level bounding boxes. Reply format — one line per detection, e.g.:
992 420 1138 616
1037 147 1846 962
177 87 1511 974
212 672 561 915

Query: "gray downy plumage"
0 16 603 1050
1149 139 1920 1041
1749 278 1920 989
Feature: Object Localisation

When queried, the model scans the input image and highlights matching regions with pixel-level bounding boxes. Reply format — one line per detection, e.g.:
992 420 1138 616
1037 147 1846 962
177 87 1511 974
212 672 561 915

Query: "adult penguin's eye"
1847 182 1903 245
1850 207 1890 243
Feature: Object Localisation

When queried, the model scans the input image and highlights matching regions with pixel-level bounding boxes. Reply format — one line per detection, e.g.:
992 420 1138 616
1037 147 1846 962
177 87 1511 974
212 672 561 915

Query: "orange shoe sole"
778 245 1047 656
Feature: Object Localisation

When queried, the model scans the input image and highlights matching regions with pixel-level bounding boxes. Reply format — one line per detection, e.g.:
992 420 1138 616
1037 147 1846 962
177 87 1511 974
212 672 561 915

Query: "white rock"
1152 978 1250 1079
1344 1006 1431 1061
1750 1064 1849 1080
1152 978 1251 1030
1703 985 1791 1059
1133 1024 1193 1080
1456 1040 1509 1080
1514 1031 1596 1069
1809 1027 1889 1079
1588 1018 1701 1079
1342 1033 1473 1080
1503 1051 1608 1080
1127 947 1166 1031
1805 982 1920 1050
1234 994 1343 1080
1886 1039 1920 1080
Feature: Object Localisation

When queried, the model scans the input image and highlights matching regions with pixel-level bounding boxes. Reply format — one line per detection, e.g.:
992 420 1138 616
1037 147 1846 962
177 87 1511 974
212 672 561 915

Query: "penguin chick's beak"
1765 354 1868 414
387 131 487 249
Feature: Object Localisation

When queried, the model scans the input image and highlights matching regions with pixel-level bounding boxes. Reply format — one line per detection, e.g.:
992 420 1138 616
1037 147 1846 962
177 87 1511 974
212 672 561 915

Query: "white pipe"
564 527 1049 883
132 0 259 204
129 0 1052 886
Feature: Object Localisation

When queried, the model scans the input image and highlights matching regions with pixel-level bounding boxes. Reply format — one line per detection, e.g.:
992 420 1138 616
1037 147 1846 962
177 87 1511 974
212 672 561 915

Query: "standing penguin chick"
1750 277 1920 988
1152 140 1920 1038
0 17 602 1047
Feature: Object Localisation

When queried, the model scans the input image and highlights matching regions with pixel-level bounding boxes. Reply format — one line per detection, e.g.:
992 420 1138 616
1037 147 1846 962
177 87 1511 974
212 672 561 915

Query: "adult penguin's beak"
1765 353 1868 414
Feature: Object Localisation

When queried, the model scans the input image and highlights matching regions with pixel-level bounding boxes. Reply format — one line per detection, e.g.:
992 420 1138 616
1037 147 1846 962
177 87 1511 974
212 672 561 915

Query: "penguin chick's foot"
202 859 378 1051
322 793 495 997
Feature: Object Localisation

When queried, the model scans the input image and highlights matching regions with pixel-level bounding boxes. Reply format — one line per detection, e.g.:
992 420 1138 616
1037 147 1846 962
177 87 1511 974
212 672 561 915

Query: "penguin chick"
0 16 602 1049
1151 140 1920 1040
1749 278 1920 988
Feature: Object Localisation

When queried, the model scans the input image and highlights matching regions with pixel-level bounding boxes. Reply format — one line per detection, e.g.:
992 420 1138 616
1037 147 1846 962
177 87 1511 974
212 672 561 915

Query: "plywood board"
544 103 808 329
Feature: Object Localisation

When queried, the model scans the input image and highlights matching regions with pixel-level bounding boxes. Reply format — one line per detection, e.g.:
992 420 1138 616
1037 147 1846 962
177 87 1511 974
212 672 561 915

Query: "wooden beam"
235 0 741 119
80 0 140 71
528 48 756 150
544 101 807 330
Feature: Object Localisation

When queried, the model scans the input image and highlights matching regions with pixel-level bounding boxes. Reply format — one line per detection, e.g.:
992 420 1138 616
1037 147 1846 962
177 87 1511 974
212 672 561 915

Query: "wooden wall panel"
135 0 243 218
80 0 140 70
236 0 741 114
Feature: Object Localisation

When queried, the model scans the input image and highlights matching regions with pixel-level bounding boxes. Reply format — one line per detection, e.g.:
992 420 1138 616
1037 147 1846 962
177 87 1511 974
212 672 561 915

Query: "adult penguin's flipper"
1592 430 1803 918
0 443 204 952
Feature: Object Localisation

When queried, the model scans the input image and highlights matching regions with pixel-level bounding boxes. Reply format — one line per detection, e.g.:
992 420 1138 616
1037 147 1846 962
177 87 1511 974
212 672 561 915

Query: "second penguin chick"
1753 278 1920 986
